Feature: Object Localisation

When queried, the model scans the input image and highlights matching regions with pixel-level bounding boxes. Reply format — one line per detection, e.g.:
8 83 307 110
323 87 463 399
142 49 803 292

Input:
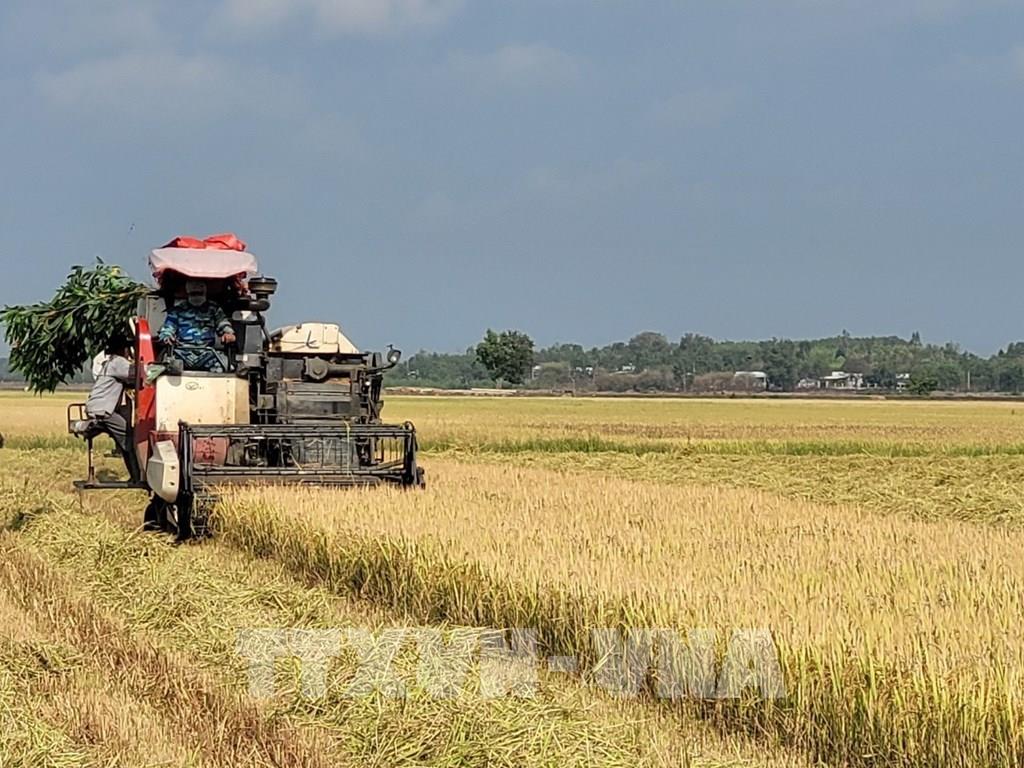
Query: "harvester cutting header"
68 234 424 539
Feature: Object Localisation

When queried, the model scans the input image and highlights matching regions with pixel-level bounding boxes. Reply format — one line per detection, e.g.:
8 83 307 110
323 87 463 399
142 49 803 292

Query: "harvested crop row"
1 484 805 768
0 539 338 768
0 588 136 768
217 459 1024 767
0 586 203 768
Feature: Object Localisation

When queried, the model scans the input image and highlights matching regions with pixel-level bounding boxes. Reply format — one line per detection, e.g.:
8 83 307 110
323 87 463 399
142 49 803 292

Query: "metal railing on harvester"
179 421 421 492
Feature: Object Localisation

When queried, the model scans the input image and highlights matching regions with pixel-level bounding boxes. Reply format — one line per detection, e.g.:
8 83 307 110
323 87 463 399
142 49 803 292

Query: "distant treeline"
0 357 92 386
7 331 1024 394
384 332 1024 394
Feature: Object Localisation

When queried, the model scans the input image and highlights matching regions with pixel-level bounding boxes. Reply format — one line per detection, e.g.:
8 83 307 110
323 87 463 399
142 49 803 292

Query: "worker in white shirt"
84 334 139 482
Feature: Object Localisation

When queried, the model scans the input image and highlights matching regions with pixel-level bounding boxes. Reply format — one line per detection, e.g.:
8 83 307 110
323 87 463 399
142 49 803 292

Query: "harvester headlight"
386 347 402 366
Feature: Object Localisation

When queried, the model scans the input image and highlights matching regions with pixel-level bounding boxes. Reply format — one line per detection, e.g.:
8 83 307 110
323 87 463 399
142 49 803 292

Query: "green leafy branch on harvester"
1 261 148 393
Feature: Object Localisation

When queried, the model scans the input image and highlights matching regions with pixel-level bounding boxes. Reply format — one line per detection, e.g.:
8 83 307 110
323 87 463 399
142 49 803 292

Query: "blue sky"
2 1 1023 355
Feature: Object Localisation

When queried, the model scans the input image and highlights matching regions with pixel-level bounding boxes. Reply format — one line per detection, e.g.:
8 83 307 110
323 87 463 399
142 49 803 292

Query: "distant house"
797 377 821 390
821 371 866 390
895 373 911 392
733 371 769 390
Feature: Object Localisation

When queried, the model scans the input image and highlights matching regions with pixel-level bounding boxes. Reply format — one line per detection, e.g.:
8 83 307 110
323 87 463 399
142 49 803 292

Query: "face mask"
186 282 207 307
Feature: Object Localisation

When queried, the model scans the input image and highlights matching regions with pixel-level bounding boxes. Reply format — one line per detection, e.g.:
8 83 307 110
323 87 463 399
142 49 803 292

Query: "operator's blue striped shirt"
157 300 233 346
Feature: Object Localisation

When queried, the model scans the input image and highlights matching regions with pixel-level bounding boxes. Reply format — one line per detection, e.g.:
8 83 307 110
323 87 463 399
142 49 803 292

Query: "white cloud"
450 44 582 89
35 50 306 126
2 0 163 57
651 88 740 129
407 191 460 235
906 0 1023 22
781 0 1019 22
217 0 294 28
218 0 462 36
522 159 655 205
907 0 968 21
1011 45 1024 80
38 52 228 114
949 43 1024 83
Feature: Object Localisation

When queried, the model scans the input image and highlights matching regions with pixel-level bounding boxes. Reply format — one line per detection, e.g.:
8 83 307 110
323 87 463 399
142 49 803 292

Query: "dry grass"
0 450 809 767
2 546 346 768
458 449 1024 525
0 586 206 768
8 392 1024 522
0 390 80 436
5 392 1024 764
219 459 1024 767
9 391 1024 446
383 395 1024 449
386 396 1024 525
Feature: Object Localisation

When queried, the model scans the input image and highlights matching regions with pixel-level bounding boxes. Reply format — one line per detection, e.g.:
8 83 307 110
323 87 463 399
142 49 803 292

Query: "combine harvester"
69 236 424 539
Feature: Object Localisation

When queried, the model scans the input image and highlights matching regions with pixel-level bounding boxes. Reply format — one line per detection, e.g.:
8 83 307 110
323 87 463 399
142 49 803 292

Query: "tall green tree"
908 370 939 396
475 329 535 385
627 331 672 370
673 333 721 379
760 339 800 390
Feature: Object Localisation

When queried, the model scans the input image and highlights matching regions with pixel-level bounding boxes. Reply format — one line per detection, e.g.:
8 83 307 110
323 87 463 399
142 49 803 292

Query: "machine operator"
157 279 237 372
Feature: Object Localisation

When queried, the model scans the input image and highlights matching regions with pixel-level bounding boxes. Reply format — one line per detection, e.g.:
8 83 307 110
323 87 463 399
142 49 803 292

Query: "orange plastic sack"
162 233 247 251
204 233 247 251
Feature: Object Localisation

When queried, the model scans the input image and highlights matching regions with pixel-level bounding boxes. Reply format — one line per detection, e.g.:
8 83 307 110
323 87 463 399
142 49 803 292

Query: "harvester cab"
69 237 424 540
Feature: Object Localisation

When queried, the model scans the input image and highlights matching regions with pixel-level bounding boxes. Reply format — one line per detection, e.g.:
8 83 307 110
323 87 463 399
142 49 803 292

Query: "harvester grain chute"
69 237 424 539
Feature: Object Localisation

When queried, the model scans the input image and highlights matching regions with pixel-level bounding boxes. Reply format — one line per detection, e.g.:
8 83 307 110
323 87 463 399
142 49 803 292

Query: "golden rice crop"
463 449 1024 525
219 459 1024 767
5 392 1024 765
0 448 810 768
388 395 1024 525
10 391 1024 446
385 395 1024 449
8 392 1024 523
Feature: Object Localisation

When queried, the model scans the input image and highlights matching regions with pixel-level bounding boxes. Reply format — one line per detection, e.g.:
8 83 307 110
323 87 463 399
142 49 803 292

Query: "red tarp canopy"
162 233 247 251
149 233 258 282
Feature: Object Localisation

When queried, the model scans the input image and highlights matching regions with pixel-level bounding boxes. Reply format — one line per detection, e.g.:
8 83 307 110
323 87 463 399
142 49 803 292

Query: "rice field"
1 391 1023 766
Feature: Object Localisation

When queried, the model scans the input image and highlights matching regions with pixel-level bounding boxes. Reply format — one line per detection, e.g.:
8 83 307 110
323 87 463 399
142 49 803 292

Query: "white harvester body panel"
148 440 180 502
155 374 250 432
271 322 359 355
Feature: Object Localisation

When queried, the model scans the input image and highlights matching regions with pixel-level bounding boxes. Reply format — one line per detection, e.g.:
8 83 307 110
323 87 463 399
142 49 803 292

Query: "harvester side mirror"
386 346 402 367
